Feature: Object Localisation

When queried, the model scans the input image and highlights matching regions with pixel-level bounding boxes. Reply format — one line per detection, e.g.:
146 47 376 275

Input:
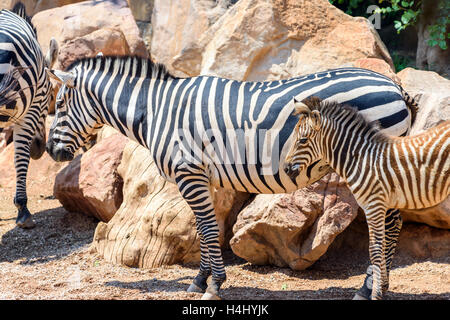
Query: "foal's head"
284 96 324 182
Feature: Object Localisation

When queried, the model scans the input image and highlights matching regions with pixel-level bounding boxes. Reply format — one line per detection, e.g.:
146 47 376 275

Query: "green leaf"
439 40 448 50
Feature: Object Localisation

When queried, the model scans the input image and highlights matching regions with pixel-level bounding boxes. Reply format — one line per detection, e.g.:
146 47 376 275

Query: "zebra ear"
309 110 321 131
45 38 59 69
292 101 311 116
46 68 75 88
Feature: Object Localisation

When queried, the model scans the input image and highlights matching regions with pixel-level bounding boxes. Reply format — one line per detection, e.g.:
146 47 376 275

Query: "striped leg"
354 208 402 299
187 227 212 293
175 167 226 300
13 124 35 229
365 207 388 300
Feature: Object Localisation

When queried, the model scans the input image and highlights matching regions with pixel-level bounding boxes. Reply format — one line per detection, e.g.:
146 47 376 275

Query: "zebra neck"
321 117 385 183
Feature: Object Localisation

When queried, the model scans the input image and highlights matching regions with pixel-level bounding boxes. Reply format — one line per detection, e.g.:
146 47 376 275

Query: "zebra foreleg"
354 208 402 299
175 168 226 300
365 207 388 300
13 126 35 229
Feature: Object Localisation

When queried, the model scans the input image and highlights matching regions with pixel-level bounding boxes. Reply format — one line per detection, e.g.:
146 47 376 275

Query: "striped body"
0 4 57 228
47 56 416 299
377 123 450 209
284 98 448 299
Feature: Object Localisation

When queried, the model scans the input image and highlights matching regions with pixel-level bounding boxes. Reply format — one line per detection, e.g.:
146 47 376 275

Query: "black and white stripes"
46 55 416 299
0 3 58 228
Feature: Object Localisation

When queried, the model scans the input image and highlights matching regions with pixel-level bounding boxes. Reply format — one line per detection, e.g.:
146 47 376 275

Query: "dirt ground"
0 182 449 301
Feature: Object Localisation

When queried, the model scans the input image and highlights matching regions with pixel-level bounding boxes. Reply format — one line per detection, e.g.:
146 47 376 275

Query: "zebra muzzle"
46 142 74 162
283 163 299 183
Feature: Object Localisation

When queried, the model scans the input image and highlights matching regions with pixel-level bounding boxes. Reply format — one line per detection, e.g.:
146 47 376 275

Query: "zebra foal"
284 96 449 300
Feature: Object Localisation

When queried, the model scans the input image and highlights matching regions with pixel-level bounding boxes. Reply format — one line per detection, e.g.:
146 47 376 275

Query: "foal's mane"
302 96 389 142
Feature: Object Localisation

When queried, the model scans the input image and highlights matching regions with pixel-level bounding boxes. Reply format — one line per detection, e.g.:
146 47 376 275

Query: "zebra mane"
302 96 388 141
66 55 178 80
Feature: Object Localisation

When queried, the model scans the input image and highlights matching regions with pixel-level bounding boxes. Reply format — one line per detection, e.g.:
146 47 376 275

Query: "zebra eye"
298 138 308 144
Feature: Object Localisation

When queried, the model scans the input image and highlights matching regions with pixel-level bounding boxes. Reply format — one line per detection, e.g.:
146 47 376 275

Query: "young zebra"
45 55 417 300
284 96 449 300
0 3 58 228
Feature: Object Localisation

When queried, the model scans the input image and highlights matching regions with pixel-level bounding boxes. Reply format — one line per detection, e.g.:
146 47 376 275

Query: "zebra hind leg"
176 168 226 299
353 209 402 300
187 234 211 293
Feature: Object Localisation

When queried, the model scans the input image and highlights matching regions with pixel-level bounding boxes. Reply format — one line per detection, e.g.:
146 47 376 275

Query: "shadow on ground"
104 276 449 300
0 206 98 265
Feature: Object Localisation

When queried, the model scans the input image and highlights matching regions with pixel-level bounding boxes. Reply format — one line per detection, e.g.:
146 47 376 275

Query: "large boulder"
150 0 232 77
167 0 393 80
53 133 128 222
93 141 250 268
0 0 85 16
32 0 149 70
396 68 450 229
230 173 360 270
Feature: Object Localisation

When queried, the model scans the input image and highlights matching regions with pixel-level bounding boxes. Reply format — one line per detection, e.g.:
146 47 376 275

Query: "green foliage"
391 52 413 72
329 0 449 50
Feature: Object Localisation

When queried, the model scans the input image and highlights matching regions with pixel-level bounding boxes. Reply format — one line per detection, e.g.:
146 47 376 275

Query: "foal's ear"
309 110 321 131
292 101 311 116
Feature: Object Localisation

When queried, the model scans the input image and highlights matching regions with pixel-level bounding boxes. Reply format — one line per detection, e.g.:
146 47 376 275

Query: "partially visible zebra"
0 3 58 228
284 97 449 299
45 55 417 300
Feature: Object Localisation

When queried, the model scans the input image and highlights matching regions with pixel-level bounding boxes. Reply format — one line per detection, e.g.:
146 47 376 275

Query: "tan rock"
170 0 393 80
151 0 231 77
230 173 360 270
397 68 450 134
53 133 128 222
32 0 148 70
93 140 250 268
0 0 85 16
347 58 401 83
396 67 450 229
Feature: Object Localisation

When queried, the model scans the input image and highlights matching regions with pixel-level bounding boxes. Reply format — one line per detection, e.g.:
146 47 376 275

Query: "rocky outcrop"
230 173 360 270
165 0 393 80
32 0 148 70
53 133 128 222
93 141 250 268
396 68 450 229
0 0 84 16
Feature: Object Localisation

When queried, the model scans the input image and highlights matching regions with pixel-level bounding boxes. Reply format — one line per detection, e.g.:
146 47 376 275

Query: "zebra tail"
0 66 28 107
400 86 419 126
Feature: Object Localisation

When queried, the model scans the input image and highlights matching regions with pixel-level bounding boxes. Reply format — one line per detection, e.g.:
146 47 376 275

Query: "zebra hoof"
16 216 36 229
187 282 206 293
352 292 369 300
201 291 221 300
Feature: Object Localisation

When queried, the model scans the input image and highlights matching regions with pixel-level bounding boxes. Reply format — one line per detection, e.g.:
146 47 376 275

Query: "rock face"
165 0 393 80
32 0 148 70
396 68 450 229
0 0 85 16
230 173 360 270
53 133 128 222
93 141 250 268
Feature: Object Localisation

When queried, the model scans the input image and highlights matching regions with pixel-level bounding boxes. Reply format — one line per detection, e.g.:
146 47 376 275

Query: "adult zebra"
0 3 58 228
46 56 417 300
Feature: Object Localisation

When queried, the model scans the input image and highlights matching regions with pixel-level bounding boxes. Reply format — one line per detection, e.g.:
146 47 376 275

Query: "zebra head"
284 97 323 183
30 38 59 160
45 68 102 162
